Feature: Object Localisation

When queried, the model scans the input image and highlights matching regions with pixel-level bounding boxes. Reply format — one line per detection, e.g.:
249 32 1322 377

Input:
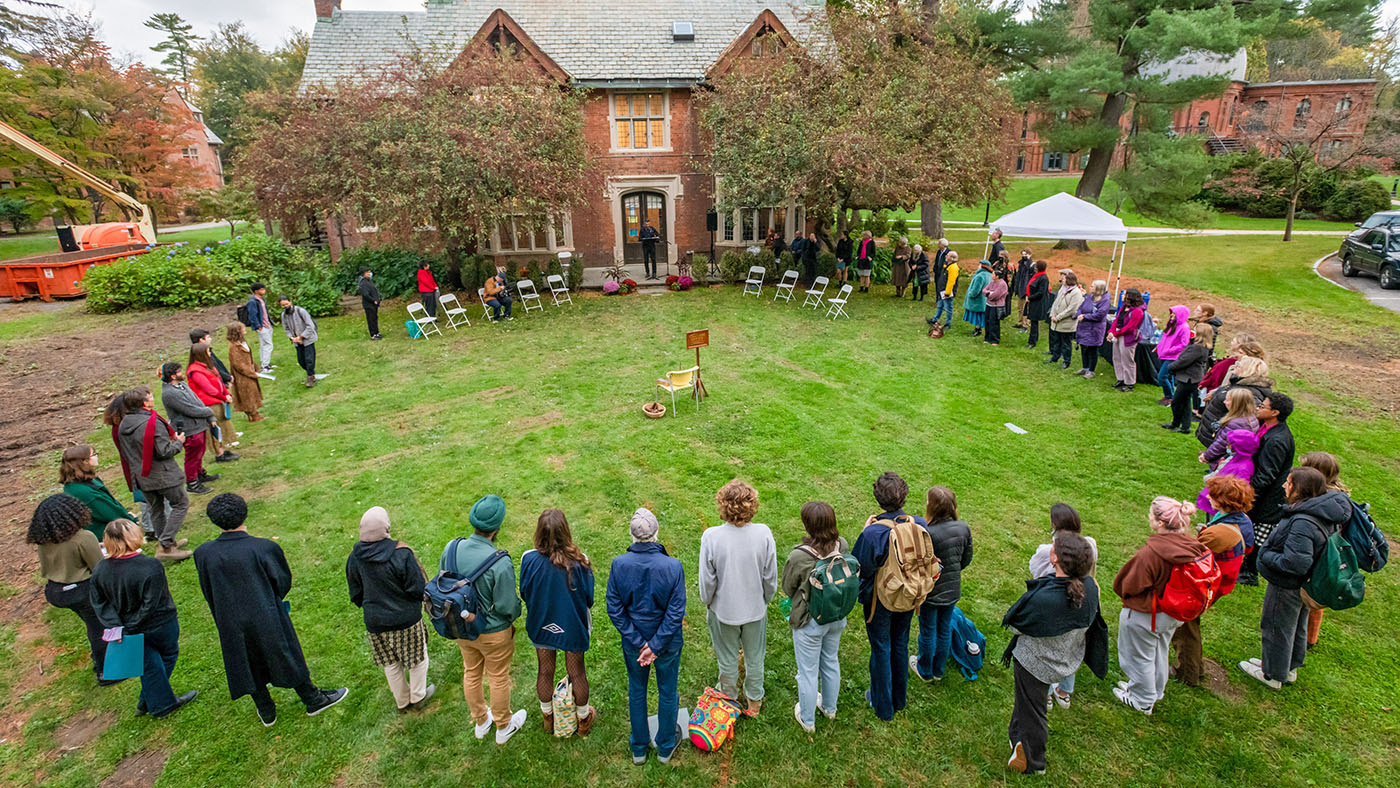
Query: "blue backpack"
948 606 986 681
1343 501 1388 573
424 539 508 640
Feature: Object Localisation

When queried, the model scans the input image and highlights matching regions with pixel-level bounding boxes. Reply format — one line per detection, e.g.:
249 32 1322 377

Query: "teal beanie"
469 494 506 532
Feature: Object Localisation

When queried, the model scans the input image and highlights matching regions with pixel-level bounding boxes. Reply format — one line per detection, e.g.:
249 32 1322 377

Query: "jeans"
420 291 438 318
45 580 105 677
1260 584 1308 682
144 483 189 548
139 617 181 715
707 609 766 701
864 601 913 721
295 342 316 377
488 296 512 320
1156 358 1176 398
364 304 379 337
933 296 955 325
914 603 954 680
255 326 274 369
793 618 845 727
1051 669 1076 695
621 642 681 758
1081 344 1100 372
183 430 207 483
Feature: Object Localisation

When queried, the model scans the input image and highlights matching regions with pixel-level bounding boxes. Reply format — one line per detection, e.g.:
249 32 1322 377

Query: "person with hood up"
1152 305 1193 406
114 386 191 562
1195 429 1259 515
1111 497 1210 714
1239 467 1351 689
346 506 432 712
606 508 687 765
1172 475 1252 687
1073 280 1112 378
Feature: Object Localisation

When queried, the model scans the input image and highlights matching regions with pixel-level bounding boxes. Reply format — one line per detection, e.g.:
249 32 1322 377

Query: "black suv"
1338 224 1400 289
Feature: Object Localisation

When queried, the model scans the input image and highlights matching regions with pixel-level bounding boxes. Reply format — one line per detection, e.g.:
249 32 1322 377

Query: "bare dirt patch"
1203 658 1245 703
509 409 565 433
54 710 116 754
99 749 169 788
544 454 568 471
475 385 517 404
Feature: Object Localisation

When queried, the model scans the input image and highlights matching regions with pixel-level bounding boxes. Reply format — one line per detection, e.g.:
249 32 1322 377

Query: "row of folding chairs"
407 275 574 339
742 265 852 320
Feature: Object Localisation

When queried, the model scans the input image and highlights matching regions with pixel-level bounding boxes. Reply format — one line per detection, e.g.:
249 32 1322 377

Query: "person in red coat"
417 261 439 318
187 344 239 464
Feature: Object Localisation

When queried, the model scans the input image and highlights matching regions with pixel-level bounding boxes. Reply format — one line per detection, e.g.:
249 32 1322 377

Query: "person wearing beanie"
440 494 526 745
193 493 349 727
346 506 433 713
519 509 597 737
606 507 686 765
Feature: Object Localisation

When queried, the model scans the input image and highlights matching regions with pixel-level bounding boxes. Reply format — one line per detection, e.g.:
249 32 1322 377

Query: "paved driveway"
1315 253 1400 314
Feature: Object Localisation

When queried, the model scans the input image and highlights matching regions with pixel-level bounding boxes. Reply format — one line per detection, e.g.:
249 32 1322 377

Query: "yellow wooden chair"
656 366 700 414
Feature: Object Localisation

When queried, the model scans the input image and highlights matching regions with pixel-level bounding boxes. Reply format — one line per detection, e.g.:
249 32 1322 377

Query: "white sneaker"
495 709 527 745
814 692 836 721
1249 658 1296 683
473 709 494 740
1238 660 1282 690
793 702 815 734
1112 687 1152 715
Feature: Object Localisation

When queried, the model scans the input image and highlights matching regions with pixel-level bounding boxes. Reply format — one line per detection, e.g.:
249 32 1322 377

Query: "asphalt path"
1314 252 1400 314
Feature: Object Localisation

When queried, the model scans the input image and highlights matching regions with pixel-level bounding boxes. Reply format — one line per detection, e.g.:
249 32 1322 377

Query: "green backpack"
800 545 861 625
1302 527 1366 611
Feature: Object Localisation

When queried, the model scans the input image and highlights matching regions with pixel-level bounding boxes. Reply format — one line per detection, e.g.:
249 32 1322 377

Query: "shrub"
335 246 445 298
779 250 796 275
754 248 778 281
460 254 489 296
720 250 747 284
890 217 909 238
692 254 710 285
872 246 893 284
85 251 250 313
547 255 564 283
567 254 585 291
1323 179 1391 222
269 248 341 317
817 250 837 279
866 210 891 239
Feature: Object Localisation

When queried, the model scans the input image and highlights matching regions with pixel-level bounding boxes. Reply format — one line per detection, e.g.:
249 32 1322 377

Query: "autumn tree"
144 12 201 88
240 47 592 272
697 4 1011 244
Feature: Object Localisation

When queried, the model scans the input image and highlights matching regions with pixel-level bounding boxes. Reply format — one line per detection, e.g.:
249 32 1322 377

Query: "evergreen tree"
144 12 200 88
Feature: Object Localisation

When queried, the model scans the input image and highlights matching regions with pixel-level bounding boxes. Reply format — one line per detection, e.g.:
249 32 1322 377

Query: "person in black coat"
194 494 348 726
1163 331 1211 433
1024 260 1051 350
346 506 433 712
358 268 383 340
801 231 819 284
1240 393 1296 586
834 231 853 285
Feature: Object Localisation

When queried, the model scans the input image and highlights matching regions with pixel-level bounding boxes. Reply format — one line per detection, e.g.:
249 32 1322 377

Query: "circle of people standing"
25 238 1389 776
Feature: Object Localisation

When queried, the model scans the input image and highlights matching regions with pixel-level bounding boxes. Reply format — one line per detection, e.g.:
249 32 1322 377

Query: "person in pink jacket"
1153 305 1192 406
1107 289 1145 392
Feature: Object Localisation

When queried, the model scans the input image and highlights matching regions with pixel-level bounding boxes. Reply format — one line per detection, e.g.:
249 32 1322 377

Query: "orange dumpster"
0 244 150 301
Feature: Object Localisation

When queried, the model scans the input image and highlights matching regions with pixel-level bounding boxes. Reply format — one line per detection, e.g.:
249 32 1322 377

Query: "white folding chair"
439 292 470 330
547 274 572 306
655 366 700 414
742 265 766 298
407 301 443 338
803 276 829 309
516 279 544 314
825 283 853 320
772 269 799 303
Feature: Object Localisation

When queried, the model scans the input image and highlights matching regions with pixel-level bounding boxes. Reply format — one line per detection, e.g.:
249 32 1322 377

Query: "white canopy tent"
983 192 1131 300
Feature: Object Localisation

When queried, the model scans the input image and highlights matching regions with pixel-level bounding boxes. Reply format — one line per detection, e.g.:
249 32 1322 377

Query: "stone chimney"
314 0 341 20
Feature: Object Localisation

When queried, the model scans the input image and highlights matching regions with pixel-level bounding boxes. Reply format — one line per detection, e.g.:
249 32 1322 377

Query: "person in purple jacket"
1073 280 1112 378
606 508 686 765
519 509 596 737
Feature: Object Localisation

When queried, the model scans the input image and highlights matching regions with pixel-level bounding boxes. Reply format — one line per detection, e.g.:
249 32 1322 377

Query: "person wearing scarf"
1023 260 1050 350
114 386 191 562
1003 532 1106 775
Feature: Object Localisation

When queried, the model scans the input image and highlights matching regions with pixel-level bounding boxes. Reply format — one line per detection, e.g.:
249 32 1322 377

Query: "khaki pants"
209 411 235 457
458 627 515 728
385 657 430 710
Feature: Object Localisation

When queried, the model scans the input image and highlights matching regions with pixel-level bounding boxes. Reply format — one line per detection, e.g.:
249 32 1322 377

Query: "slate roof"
1140 49 1249 83
301 0 825 88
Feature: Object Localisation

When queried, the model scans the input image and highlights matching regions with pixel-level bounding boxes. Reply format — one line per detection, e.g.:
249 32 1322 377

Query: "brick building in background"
1013 50 1377 175
169 91 226 192
303 0 821 267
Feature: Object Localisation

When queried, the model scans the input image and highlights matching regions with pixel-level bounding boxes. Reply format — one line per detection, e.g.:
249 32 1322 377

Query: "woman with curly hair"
520 508 596 736
60 444 136 541
29 494 112 684
699 479 777 715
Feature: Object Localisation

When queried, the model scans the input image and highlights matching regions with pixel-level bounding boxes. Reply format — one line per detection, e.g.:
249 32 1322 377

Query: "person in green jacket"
962 259 993 337
60 444 136 541
439 495 527 745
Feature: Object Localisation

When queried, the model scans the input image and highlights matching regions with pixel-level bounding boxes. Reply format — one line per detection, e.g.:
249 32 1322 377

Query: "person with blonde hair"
699 479 777 714
90 517 199 717
1073 280 1112 377
1111 497 1210 714
60 444 136 541
1196 355 1272 447
1200 333 1264 394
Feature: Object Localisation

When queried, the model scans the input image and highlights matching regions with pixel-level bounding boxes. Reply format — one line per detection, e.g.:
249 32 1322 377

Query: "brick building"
1012 50 1377 175
303 0 822 267
169 91 226 192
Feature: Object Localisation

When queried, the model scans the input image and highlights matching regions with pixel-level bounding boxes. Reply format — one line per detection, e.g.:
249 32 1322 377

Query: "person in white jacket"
1046 270 1085 370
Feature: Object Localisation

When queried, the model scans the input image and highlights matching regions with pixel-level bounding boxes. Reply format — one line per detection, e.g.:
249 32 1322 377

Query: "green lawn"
869 176 1360 233
0 223 249 262
3 235 1399 787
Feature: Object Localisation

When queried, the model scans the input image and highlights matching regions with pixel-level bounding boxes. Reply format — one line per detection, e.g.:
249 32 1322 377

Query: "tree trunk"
445 243 465 289
1284 191 1298 242
836 201 849 234
920 198 944 239
1059 91 1130 252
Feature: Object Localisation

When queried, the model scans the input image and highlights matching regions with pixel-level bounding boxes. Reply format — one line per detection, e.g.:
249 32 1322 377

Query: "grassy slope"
0 224 248 263
4 236 1399 788
867 176 1358 233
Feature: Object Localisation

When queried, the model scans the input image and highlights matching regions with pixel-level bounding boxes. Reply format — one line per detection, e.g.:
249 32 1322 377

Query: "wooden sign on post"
686 329 709 400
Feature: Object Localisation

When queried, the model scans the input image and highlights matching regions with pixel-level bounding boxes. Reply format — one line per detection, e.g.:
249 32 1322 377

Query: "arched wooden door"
622 191 665 264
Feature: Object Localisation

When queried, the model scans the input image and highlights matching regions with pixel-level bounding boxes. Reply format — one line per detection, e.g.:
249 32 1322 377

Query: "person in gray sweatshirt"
279 295 319 387
698 479 777 715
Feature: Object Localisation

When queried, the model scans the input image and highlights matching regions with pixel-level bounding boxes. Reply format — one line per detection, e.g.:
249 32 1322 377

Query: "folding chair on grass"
516 279 544 314
547 274 573 306
773 269 799 303
802 276 829 309
825 283 853 320
407 302 443 338
439 292 470 330
742 266 766 298
656 366 700 414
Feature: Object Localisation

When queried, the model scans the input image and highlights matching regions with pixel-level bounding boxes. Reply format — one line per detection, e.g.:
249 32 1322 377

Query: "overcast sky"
65 0 1400 68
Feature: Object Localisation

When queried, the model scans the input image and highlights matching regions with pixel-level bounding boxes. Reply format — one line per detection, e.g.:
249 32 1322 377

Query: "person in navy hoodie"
607 508 686 765
852 472 927 721
519 508 596 737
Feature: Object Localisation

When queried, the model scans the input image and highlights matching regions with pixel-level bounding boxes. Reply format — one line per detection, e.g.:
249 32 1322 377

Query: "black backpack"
424 539 508 640
236 303 251 327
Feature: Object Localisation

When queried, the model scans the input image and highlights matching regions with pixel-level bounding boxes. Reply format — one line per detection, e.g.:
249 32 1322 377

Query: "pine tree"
144 12 200 88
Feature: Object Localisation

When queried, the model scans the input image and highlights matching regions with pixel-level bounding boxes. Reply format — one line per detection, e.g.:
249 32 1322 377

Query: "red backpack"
1152 552 1221 629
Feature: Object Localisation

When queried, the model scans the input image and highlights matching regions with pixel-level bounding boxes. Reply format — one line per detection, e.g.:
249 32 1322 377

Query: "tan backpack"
867 515 940 620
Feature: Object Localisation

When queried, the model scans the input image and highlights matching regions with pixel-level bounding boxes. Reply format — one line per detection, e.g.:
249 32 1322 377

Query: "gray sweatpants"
144 483 189 549
1117 607 1181 712
707 609 767 702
